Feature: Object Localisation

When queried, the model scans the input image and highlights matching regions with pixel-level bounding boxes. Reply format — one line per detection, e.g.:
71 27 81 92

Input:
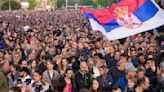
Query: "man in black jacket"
74 62 93 92
97 65 113 92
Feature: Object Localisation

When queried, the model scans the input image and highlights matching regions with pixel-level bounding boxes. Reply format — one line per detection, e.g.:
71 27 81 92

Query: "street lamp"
66 0 68 9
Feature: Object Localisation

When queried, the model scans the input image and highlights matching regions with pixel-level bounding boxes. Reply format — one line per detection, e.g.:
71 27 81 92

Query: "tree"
93 0 116 8
57 0 65 8
1 0 21 10
155 0 160 3
28 0 37 10
79 0 93 5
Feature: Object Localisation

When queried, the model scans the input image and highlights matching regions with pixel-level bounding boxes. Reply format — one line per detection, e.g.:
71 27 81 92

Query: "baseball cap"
160 62 164 68
125 63 137 73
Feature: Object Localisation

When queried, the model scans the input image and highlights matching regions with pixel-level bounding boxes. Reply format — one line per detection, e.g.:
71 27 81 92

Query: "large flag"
117 0 122 3
81 0 164 40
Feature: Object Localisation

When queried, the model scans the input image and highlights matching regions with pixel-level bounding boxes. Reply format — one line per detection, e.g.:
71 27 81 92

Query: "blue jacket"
116 77 127 91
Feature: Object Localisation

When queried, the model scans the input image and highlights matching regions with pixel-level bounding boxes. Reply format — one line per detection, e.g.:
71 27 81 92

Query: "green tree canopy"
1 0 21 10
93 0 116 8
28 0 37 10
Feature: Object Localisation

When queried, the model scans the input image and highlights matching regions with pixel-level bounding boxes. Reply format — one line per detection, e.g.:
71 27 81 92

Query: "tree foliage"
57 0 65 8
28 0 37 10
1 0 21 10
93 0 116 8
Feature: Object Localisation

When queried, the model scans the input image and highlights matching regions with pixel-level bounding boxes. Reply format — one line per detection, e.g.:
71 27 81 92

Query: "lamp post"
66 0 68 9
9 0 11 10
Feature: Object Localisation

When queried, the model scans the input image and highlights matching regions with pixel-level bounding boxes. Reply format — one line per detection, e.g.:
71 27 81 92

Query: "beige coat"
42 70 59 85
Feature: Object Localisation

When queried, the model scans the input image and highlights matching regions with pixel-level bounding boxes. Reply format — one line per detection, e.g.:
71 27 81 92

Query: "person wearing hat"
156 62 164 91
109 59 125 86
116 63 137 91
0 60 9 92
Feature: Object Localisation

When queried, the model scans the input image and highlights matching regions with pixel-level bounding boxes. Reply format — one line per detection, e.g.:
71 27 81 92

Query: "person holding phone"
16 67 33 87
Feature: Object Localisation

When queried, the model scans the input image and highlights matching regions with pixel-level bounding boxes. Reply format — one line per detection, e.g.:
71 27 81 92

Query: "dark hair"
18 59 27 65
94 53 103 59
46 59 54 65
137 67 145 73
99 65 108 69
138 47 143 51
61 58 69 64
11 64 18 70
147 58 154 62
137 76 148 86
90 78 103 92
19 67 30 75
130 47 136 51
9 87 21 92
30 60 38 65
79 88 89 92
120 54 126 58
34 70 42 76
56 77 66 92
112 85 123 92
65 68 72 74
64 68 73 78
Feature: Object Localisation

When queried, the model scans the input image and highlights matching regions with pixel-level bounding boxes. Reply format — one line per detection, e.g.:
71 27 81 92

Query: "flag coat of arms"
81 0 164 40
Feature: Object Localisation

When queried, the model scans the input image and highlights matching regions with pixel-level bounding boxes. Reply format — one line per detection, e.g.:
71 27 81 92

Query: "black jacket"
97 75 113 92
74 71 93 92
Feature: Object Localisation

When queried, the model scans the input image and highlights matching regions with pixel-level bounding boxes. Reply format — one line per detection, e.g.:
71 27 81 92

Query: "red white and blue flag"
81 0 164 40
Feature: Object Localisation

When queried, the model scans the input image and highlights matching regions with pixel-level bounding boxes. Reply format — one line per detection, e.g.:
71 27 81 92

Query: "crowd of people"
0 9 164 92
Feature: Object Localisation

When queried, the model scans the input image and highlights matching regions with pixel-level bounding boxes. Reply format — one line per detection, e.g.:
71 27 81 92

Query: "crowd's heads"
137 67 146 79
116 60 126 71
91 78 103 92
87 58 94 69
19 67 30 77
146 58 155 68
0 60 5 67
8 87 21 92
46 60 54 70
65 68 73 78
99 65 108 76
160 62 164 72
33 70 42 82
0 60 9 72
80 61 87 73
125 64 137 78
112 86 123 92
137 76 150 90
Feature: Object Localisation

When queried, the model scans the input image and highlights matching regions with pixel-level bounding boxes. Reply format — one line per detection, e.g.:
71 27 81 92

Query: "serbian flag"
81 0 164 40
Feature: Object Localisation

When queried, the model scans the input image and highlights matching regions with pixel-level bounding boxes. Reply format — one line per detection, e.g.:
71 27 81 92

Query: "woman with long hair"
29 60 38 78
60 58 69 76
90 78 103 92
